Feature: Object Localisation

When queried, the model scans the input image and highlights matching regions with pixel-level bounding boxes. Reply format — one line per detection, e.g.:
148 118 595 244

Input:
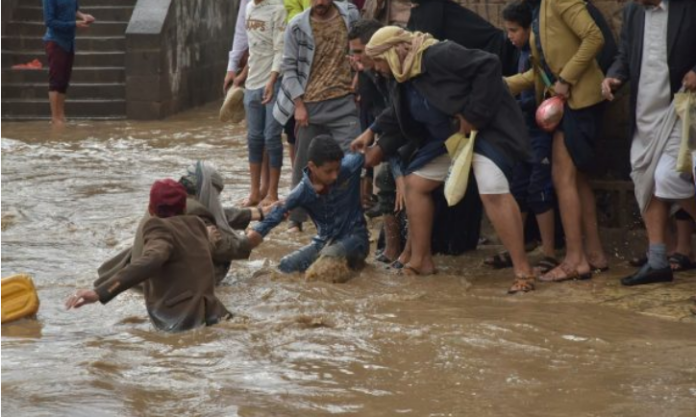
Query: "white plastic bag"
443 131 477 206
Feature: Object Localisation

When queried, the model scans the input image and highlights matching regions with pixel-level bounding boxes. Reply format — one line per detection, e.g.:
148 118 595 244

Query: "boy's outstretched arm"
246 186 304 248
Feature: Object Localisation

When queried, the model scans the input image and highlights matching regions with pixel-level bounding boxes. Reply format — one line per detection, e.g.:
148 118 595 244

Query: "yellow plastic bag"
444 131 477 206
2 274 40 324
675 92 696 173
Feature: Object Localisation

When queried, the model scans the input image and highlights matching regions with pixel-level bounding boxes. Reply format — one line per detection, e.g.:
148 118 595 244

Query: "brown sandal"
508 276 536 294
539 263 592 283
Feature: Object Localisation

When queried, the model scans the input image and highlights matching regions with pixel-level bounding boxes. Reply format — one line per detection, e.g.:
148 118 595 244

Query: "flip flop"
508 276 536 294
629 254 648 267
387 260 404 270
396 265 436 276
669 253 694 272
484 252 513 269
374 253 393 264
535 256 559 274
539 263 592 283
589 264 610 273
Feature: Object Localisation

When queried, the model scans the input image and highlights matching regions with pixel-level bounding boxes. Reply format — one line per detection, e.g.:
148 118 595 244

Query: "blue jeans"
278 231 369 273
244 86 283 168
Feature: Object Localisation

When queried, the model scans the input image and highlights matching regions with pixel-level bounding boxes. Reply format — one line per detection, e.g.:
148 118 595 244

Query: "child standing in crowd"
500 1 557 272
246 135 369 273
506 0 609 283
241 0 287 208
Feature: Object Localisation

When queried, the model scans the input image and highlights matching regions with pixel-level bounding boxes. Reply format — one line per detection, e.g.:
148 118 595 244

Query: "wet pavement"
2 103 695 416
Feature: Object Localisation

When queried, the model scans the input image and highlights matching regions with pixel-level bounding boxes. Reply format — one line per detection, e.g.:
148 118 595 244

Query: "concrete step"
3 50 124 67
2 67 125 83
5 21 128 37
2 36 125 52
2 83 125 100
13 6 134 23
2 98 126 118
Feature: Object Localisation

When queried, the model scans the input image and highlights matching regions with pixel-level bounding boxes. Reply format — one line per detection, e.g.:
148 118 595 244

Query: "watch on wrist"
558 76 569 85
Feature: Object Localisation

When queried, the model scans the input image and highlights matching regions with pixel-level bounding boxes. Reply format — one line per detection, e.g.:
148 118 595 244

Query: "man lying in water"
246 135 369 273
96 161 270 286
66 179 233 332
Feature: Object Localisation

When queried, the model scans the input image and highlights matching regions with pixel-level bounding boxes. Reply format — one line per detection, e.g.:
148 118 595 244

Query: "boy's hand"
262 79 275 105
76 20 90 29
601 77 622 101
246 230 263 248
65 289 99 310
223 71 236 94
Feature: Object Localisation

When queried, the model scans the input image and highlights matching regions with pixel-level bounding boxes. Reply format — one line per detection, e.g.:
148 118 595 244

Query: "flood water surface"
2 106 696 416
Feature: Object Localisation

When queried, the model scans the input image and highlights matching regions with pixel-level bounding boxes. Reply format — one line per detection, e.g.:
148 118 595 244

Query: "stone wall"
1 0 20 35
125 0 238 119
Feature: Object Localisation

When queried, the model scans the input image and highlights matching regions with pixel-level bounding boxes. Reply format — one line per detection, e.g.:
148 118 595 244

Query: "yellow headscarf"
365 26 439 83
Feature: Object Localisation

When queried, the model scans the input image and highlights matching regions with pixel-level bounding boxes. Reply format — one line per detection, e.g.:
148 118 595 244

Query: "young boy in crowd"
246 135 369 273
497 0 557 273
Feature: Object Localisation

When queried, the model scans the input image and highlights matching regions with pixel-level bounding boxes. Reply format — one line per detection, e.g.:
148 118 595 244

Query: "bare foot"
539 262 592 282
288 221 303 233
240 195 260 207
259 196 279 208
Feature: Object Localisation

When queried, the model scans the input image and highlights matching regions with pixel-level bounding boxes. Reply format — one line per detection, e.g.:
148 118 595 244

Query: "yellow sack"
675 92 696 173
2 274 40 324
444 131 477 206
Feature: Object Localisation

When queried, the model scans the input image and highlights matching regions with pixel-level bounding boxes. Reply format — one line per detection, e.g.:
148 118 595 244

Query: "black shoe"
621 264 673 286
365 205 382 219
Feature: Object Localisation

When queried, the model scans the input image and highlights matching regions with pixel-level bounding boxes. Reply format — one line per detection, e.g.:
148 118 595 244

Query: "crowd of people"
65 0 696 331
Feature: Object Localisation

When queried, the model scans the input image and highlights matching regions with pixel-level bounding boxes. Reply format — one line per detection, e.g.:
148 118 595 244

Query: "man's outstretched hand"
65 289 99 310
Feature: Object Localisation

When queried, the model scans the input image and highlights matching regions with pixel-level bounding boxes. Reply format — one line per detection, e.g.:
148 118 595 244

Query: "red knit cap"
149 179 187 218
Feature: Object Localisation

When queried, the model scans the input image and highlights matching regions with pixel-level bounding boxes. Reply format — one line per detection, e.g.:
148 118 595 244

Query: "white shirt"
227 0 251 73
634 0 671 143
244 0 287 90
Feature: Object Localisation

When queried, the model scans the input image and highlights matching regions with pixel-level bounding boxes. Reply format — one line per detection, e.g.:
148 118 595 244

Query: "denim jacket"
43 0 79 52
253 153 367 247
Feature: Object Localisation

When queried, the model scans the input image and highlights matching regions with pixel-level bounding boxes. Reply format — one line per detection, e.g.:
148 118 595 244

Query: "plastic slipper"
669 253 694 272
589 263 610 273
629 254 647 267
374 253 393 264
396 265 437 276
535 256 559 274
387 260 404 270
508 276 536 294
484 252 513 269
539 263 592 282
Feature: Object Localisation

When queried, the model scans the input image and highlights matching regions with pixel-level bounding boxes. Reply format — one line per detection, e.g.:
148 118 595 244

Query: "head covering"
181 161 233 234
365 26 438 83
219 86 245 123
149 179 187 218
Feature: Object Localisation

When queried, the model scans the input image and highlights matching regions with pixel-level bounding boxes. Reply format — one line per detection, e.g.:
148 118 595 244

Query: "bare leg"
674 218 693 257
536 209 556 258
578 173 608 269
48 91 66 127
259 152 270 201
244 162 262 207
480 193 533 277
262 167 281 206
382 214 402 261
543 132 591 279
289 144 296 169
401 174 441 274
644 197 669 246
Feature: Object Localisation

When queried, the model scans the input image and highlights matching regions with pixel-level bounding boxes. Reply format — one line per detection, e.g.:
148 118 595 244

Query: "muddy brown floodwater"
2 103 696 417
